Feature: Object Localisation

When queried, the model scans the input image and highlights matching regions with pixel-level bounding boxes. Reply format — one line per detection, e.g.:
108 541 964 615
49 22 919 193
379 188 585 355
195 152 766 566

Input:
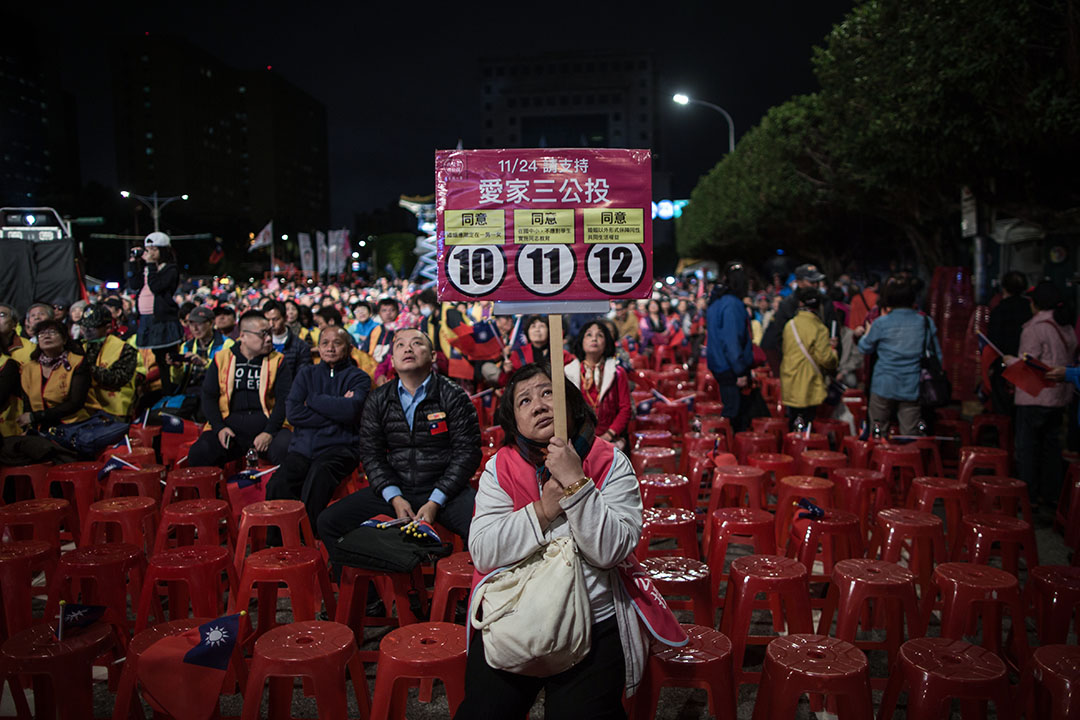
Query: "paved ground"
3 499 1067 718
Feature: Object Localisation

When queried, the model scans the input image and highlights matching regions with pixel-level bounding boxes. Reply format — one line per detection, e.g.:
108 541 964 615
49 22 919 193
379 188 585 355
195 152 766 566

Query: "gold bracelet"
562 476 592 498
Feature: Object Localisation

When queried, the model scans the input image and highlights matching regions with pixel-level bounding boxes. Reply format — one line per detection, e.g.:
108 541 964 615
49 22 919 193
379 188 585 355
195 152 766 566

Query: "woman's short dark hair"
796 286 822 310
179 301 196 321
496 362 596 446
34 318 69 340
882 278 917 309
571 320 615 361
298 304 315 328
315 306 343 326
524 315 547 336
723 260 748 299
1002 271 1027 297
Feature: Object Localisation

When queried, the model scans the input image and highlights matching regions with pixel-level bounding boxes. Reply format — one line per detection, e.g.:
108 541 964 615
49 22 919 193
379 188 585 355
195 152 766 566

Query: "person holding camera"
130 232 184 392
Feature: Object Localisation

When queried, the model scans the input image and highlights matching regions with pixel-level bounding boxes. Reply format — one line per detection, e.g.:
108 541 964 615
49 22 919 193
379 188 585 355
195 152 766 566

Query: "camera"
130 247 144 261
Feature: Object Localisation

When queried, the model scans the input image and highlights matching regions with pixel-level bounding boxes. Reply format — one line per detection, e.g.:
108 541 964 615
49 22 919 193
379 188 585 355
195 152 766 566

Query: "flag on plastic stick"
1002 356 1053 396
667 328 686 347
98 455 139 480
54 602 106 640
508 315 525 352
249 221 273 252
137 613 243 720
651 389 674 405
635 398 656 416
976 332 1003 394
469 320 503 360
160 413 186 434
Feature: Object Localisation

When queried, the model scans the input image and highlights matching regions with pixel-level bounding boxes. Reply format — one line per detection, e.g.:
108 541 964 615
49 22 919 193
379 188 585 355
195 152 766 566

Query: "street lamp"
672 93 735 154
118 190 189 232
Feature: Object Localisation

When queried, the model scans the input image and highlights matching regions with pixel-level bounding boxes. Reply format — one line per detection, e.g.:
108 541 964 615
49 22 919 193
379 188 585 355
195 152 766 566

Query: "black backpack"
330 525 452 573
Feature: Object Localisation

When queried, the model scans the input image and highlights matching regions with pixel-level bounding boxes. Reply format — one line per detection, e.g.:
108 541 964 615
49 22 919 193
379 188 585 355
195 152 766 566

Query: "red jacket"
565 357 631 438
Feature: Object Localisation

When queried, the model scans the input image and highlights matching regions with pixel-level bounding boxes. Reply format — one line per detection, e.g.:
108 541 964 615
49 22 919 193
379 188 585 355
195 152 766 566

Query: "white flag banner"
327 229 341 275
249 220 273 252
338 228 351 270
316 231 328 275
298 233 314 275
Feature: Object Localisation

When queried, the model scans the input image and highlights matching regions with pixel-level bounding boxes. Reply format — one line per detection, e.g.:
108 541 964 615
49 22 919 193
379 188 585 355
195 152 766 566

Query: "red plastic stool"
696 400 724 417
81 496 158 555
336 566 427 658
908 476 969 552
905 437 946 477
0 464 50 503
877 637 1014 719
735 432 777 464
230 547 336 638
935 417 973 447
162 466 226 509
234 499 318 571
700 416 734 451
100 445 157 468
634 624 736 720
952 513 1039 577
719 555 813 683
0 541 56 641
369 622 466 719
430 552 473 624
782 432 830 460
958 446 1010 485
135 545 239 633
126 422 161 455
480 425 504 448
0 622 115 720
638 507 699 560
1056 458 1080 534
841 436 884 469
112 617 213 720
0 498 75 552
813 418 851 451
40 462 103 541
635 413 673 434
774 475 834 548
751 634 873 719
640 473 694 510
641 557 713 627
630 446 678 475
713 463 770 511
799 449 848 478
704 508 777 597
655 400 690 436
831 468 890 542
870 444 925 502
972 413 1012 454
971 476 1033 525
241 620 371 720
923 562 1029 672
154 498 236 554
868 508 948 598
785 509 863 583
633 429 674 451
1026 645 1080 720
102 463 164 501
45 543 146 642
752 417 789 444
817 559 924 682
681 433 722 474
1029 565 1080 645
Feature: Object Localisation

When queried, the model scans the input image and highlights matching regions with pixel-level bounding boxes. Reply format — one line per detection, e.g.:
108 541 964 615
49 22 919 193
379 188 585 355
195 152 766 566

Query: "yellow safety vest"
85 336 138 419
8 336 32 368
0 354 22 437
21 353 91 425
208 350 284 428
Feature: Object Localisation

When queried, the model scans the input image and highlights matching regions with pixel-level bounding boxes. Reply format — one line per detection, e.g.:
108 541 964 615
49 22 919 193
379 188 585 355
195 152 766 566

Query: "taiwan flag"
54 602 106 638
469 320 503 361
97 455 138 481
160 413 186 434
137 613 243 720
976 332 1002 395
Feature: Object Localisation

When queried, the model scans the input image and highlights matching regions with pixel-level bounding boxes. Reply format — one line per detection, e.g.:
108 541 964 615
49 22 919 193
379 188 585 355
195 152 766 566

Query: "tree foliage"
679 0 1080 270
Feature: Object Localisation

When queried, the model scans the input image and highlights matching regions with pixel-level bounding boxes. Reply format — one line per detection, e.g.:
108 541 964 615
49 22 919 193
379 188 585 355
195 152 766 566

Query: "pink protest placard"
435 148 652 303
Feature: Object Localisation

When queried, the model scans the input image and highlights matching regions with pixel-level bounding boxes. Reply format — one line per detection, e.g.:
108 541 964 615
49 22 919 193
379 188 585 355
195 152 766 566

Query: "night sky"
20 1 853 225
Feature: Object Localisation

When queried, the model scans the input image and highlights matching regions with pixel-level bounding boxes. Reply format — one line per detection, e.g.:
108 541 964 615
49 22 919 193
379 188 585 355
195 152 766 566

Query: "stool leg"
347 652 372 720
267 675 292 720
313 670 349 720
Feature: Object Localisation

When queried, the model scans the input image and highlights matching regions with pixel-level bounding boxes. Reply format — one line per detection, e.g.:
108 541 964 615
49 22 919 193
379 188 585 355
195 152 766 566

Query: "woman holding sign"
458 363 680 719
566 321 632 449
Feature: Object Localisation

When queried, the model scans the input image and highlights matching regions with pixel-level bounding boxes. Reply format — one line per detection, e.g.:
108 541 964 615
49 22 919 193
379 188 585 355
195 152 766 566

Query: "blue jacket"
706 293 754 380
285 358 371 458
857 308 942 401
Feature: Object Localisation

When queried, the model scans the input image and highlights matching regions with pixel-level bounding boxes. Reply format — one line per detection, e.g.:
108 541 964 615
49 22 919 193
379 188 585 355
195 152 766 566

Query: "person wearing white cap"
129 231 184 393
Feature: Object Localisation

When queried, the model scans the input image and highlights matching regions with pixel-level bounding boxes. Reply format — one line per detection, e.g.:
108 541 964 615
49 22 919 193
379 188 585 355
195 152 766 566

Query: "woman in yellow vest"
0 344 22 437
17 319 91 432
78 304 139 420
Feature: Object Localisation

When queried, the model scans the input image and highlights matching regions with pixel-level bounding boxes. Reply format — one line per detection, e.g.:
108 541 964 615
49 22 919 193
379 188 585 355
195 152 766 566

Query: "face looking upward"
391 329 433 374
513 374 555 443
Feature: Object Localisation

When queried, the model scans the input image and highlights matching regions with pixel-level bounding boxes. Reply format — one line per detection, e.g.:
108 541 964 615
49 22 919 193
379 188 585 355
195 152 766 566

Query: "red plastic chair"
640 473 694 510
154 498 236 554
877 638 1014 719
81 496 159 555
971 413 1012 454
630 446 678 475
98 445 156 468
681 433 722 474
0 541 56 642
700 416 734 451
774 476 834 549
782 432 830 461
752 417 789 444
336 566 428 660
637 507 699 560
632 429 674 451
429 552 473 624
713 464 769 512
813 418 850 451
957 446 1010 485
1028 565 1080 646
907 476 969 553
867 509 948 599
751 634 874 720
45 543 146 644
734 432 777 464
1026 645 1080 720
841 437 884 470
922 562 1028 672
0 498 75 553
0 623 116 720
640 557 713 627
798 449 848 478
241 621 371 720
952 513 1039 578
831 468 890 542
0 464 50 503
369 622 466 719
102 464 165 501
971 476 1034 525
230 547 336 639
746 453 794 508
234 499 318 571
40 462 103 541
870 444 925 503
162 466 226 509
719 555 813 684
135 545 239 633
634 624 735 720
785 510 862 584
112 617 211 720
159 420 203 468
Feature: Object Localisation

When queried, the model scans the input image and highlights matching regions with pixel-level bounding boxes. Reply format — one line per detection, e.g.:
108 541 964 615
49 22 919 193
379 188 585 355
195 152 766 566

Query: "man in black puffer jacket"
317 327 481 549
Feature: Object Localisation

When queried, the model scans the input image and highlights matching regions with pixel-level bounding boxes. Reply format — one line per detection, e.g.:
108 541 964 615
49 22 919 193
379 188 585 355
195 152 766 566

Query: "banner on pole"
298 233 314 276
249 221 273 252
316 231 328 275
435 148 652 303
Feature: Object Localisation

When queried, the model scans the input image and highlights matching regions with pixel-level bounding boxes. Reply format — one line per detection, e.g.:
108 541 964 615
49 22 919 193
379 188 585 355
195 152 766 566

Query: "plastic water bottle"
872 422 883 440
245 447 259 471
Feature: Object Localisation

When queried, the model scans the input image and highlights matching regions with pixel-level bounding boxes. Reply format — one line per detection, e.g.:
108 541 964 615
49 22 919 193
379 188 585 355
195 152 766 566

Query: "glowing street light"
672 93 735 154
118 190 189 231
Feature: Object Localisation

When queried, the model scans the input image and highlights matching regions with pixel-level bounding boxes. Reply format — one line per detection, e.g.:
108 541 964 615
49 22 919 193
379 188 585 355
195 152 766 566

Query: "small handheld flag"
160 413 186 434
98 455 139 480
796 497 825 520
55 601 106 640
